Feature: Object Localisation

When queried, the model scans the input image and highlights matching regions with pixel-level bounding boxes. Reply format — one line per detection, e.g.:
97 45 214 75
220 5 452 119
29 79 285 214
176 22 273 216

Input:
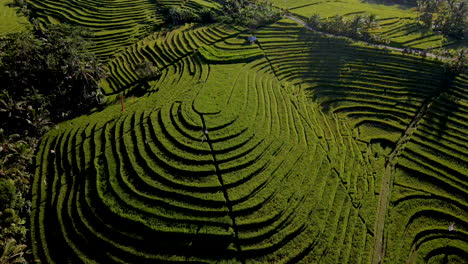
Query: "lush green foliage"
272 0 463 49
161 0 281 28
30 16 468 263
162 6 207 25
0 238 27 264
0 130 34 263
0 24 105 132
0 179 15 211
217 0 281 27
0 0 465 263
307 13 387 43
417 0 468 39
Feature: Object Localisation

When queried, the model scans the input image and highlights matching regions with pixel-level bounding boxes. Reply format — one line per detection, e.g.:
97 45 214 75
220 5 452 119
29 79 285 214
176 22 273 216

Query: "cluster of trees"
0 24 105 263
161 7 217 25
162 0 281 28
445 48 467 75
0 25 105 134
217 0 281 28
307 14 388 43
417 0 467 39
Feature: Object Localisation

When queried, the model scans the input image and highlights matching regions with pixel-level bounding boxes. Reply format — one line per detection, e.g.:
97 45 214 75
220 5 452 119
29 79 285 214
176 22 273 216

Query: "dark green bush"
0 179 16 211
219 0 281 28
163 7 201 25
198 8 218 23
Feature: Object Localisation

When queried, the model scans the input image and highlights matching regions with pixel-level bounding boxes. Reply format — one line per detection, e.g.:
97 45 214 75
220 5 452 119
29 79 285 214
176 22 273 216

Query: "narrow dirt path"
371 94 438 263
199 114 245 264
284 13 455 263
284 14 449 61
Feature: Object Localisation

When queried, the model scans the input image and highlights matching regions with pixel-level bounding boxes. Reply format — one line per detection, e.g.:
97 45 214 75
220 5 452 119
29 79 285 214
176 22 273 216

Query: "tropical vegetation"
0 0 467 263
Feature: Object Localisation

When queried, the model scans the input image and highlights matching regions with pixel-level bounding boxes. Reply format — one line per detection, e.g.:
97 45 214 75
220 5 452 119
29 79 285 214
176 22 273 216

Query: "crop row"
26 0 225 60
377 17 445 49
32 27 376 262
102 23 242 94
382 74 468 263
255 19 445 149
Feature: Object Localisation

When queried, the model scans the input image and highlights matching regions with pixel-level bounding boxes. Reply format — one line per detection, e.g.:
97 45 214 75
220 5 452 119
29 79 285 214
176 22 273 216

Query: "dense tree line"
307 14 388 43
1 25 105 133
0 24 105 263
218 0 281 28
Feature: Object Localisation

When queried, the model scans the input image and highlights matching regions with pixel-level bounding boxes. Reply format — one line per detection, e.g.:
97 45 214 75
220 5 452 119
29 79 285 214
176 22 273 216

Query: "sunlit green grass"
0 0 30 35
30 15 468 264
272 0 456 49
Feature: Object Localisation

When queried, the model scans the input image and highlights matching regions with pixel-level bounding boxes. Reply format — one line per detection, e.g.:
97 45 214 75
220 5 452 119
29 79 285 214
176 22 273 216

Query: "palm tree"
308 14 322 29
350 15 364 38
0 239 27 264
331 15 346 34
364 14 377 29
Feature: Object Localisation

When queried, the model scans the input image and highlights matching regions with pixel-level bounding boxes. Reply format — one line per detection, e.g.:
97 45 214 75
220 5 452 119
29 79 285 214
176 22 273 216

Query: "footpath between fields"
284 13 457 263
284 14 450 62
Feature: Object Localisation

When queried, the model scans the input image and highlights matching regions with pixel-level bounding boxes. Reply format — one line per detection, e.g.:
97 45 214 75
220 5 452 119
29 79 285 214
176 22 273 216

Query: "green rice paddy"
0 0 30 35
27 0 468 263
272 0 456 49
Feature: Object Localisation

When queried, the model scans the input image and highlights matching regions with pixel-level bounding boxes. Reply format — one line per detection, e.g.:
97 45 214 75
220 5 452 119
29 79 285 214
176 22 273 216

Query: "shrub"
163 7 201 25
219 0 281 28
199 8 218 23
134 61 161 81
307 13 383 43
0 179 15 211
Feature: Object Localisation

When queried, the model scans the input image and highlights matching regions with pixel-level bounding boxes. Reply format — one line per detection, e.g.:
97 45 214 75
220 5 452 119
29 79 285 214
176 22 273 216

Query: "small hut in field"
247 35 257 44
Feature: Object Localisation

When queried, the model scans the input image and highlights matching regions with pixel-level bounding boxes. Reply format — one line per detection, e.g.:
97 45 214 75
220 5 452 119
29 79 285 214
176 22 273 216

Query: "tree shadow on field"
290 27 441 117
361 0 416 9
424 246 468 264
420 79 463 140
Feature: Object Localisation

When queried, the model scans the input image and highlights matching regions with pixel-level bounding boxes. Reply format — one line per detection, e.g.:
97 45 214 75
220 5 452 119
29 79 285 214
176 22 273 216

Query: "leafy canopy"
0 24 106 136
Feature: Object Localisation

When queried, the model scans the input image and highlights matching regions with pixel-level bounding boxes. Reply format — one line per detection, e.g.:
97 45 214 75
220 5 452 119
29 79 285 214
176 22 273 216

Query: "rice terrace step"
1 0 466 263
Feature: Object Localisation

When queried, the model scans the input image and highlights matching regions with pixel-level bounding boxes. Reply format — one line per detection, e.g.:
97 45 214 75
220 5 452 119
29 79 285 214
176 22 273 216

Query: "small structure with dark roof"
247 36 257 44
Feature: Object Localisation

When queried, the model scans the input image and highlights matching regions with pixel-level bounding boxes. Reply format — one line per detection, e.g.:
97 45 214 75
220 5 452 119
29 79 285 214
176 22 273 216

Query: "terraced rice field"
0 0 31 35
26 0 163 58
29 2 467 264
272 0 452 49
387 74 468 263
25 0 218 59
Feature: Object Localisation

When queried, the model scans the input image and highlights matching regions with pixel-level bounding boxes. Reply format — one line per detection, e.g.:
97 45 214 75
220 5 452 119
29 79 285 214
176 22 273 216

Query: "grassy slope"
24 0 218 60
29 0 468 262
272 0 457 49
387 74 468 263
32 23 376 263
32 18 468 263
0 0 30 35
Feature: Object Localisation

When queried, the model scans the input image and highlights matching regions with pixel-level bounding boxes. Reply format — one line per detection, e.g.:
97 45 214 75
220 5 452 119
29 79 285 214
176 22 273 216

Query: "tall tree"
417 0 467 38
